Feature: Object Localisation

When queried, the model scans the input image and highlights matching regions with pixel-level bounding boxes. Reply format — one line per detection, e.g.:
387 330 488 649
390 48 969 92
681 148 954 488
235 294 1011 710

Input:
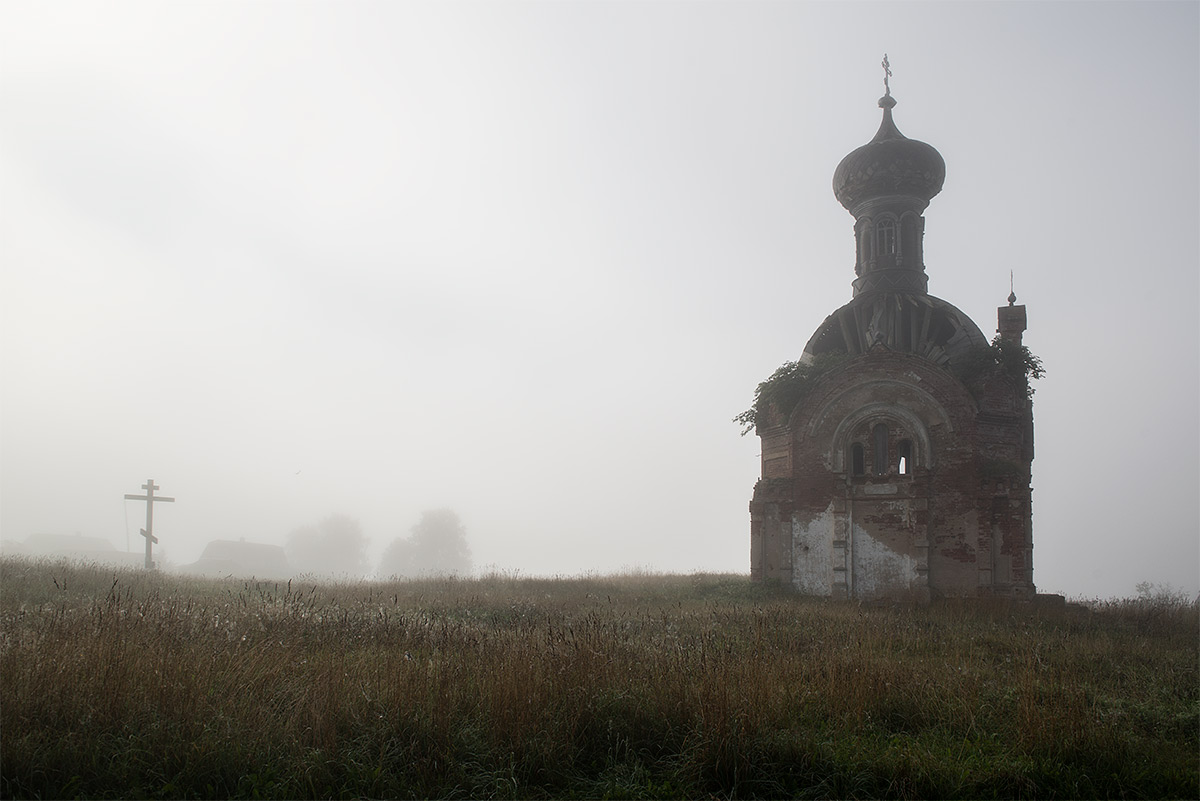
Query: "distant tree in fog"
286 513 370 578
378 509 472 579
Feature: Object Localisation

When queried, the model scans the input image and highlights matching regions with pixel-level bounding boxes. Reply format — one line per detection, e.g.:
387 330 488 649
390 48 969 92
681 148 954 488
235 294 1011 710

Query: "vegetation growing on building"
952 335 1045 399
735 337 1044 437
734 351 850 435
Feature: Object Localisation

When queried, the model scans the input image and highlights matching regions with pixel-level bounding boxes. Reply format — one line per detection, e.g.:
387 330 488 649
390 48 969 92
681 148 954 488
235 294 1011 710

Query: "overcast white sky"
2 1 1196 599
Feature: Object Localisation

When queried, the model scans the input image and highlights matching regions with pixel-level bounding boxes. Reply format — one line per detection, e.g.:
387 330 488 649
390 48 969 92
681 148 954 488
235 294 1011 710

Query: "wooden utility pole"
124 479 174 569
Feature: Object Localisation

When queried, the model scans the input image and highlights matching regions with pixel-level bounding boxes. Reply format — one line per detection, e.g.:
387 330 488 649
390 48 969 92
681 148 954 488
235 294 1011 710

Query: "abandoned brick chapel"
747 79 1038 601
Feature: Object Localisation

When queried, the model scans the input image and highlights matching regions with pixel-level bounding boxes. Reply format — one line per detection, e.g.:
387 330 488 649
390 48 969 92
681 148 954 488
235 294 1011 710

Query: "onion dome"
832 94 945 214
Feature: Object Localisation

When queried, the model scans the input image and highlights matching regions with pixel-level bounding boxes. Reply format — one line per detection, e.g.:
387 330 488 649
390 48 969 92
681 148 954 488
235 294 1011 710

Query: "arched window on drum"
876 218 897 256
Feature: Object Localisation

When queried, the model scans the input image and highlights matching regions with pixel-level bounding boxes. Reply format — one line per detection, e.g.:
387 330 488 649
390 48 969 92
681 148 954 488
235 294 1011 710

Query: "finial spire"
1008 270 1017 305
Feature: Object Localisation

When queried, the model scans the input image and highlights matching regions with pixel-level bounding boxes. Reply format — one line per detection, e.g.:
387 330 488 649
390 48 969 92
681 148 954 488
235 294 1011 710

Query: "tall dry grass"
1 557 1196 799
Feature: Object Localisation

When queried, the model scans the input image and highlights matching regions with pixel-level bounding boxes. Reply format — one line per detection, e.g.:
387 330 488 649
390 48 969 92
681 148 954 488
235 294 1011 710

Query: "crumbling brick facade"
748 89 1035 601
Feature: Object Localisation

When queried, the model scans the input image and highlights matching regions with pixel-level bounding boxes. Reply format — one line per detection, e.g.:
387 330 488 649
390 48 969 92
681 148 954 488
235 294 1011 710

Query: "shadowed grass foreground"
1 558 1196 799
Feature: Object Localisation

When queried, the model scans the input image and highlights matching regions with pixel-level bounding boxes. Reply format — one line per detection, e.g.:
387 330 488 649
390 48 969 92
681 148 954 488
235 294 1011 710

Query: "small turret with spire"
998 271 1028 344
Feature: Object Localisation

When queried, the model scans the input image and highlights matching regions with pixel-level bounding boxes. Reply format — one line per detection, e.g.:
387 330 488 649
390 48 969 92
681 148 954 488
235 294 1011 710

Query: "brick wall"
750 346 1035 600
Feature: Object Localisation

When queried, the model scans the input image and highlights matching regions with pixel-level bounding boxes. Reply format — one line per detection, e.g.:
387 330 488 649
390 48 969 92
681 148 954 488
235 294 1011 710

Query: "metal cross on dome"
882 53 892 96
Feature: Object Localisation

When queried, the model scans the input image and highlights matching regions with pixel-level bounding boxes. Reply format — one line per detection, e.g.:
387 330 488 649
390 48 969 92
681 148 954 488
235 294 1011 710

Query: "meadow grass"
1 557 1196 799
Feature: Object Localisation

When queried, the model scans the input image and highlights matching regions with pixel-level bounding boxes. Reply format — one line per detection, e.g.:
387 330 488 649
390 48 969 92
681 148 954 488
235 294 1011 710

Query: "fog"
2 2 1196 598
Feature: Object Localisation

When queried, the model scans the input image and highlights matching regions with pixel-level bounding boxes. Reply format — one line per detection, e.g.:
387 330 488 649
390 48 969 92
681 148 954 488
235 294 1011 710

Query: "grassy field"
1 558 1196 799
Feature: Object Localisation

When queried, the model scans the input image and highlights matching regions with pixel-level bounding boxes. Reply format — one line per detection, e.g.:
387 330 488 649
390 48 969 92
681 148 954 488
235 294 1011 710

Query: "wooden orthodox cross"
124 479 174 569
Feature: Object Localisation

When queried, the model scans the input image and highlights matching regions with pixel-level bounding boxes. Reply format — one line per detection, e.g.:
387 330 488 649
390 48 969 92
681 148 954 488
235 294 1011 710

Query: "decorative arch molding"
825 402 937 473
800 377 956 441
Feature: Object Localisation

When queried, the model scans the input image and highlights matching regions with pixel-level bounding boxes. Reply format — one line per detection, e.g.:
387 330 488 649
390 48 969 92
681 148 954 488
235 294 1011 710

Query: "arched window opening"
872 423 889 475
876 219 897 255
851 443 865 476
897 439 913 475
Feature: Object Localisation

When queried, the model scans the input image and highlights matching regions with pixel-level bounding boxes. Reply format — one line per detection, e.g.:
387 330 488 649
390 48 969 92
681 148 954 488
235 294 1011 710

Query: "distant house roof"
0 539 29 556
180 539 291 579
16 533 144 568
26 533 117 553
